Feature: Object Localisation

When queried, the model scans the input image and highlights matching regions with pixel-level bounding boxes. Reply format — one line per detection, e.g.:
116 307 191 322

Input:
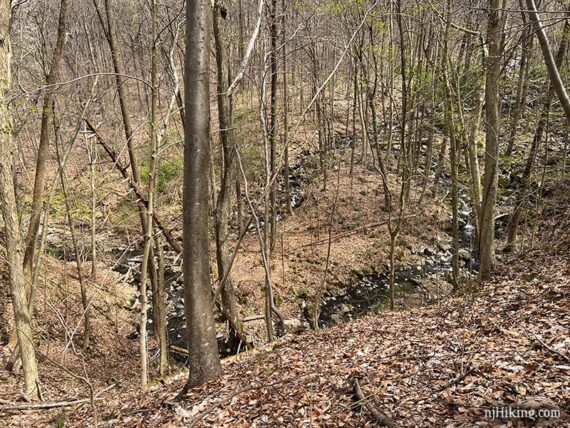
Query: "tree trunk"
282 0 293 215
54 120 91 350
213 0 245 352
182 0 222 389
505 10 533 157
93 0 159 306
23 0 69 281
155 234 169 376
442 2 460 288
479 0 502 280
268 0 278 250
137 0 161 387
0 0 39 395
525 1 570 125
505 19 569 250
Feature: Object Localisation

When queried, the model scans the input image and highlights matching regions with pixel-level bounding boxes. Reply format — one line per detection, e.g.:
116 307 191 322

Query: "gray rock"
283 319 302 330
459 249 471 260
331 314 343 324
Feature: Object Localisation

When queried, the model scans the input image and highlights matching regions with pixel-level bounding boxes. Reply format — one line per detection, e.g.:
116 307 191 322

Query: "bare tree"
180 0 222 391
479 0 502 280
525 1 570 125
22 0 69 285
0 0 39 396
212 0 247 351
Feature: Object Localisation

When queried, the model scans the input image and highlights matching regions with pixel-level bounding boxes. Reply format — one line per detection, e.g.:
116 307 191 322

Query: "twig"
505 313 570 363
527 329 570 364
435 363 475 393
353 378 401 428
243 315 265 322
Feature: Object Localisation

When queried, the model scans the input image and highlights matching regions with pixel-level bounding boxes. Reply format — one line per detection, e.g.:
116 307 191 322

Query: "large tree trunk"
182 0 222 389
479 0 502 280
0 0 39 396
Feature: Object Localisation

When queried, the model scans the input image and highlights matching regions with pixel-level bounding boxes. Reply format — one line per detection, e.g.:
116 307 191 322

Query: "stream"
112 143 479 360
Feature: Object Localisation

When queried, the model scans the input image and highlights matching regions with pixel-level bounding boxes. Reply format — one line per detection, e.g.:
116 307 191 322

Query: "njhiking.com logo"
485 405 560 421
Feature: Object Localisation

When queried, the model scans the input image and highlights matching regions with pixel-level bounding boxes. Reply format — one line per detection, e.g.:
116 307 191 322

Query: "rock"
438 242 451 252
283 319 303 331
331 314 343 324
459 249 471 260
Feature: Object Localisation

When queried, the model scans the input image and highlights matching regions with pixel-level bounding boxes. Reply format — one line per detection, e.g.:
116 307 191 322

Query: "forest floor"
1 170 568 426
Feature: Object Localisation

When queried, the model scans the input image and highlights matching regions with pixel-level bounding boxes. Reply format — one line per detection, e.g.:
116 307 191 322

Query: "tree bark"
479 0 502 280
268 0 278 250
0 0 39 395
182 0 222 389
93 0 160 311
442 1 460 288
155 234 169 376
213 0 245 352
282 0 292 215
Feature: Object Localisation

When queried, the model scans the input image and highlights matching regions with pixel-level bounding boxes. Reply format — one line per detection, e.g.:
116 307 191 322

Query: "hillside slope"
52 183 569 427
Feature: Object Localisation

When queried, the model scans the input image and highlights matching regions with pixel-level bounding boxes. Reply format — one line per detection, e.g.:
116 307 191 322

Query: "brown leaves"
54 237 570 427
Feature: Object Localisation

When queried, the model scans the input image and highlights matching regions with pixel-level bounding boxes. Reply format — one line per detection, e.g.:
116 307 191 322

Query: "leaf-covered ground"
45 235 566 427
2 184 569 428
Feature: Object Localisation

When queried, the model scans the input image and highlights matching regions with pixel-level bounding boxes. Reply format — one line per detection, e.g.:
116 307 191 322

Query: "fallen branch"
169 344 188 355
0 398 92 411
0 384 115 411
243 315 265 322
226 0 265 95
505 313 570 364
353 378 400 428
527 329 570 364
85 119 182 254
435 363 475 393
